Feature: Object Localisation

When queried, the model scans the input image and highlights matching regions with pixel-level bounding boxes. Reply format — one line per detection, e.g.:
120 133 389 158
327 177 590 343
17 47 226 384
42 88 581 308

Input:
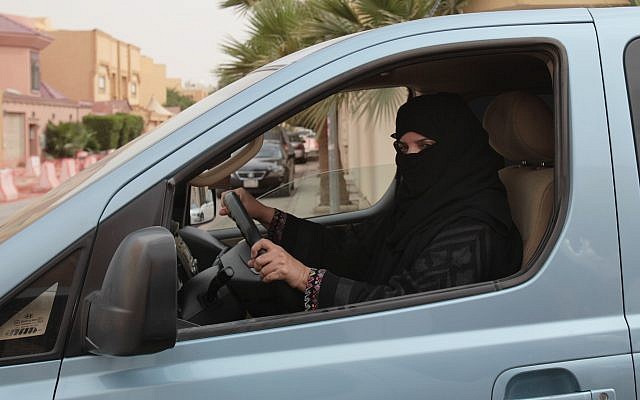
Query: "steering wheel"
222 191 263 249
179 192 302 323
221 191 303 314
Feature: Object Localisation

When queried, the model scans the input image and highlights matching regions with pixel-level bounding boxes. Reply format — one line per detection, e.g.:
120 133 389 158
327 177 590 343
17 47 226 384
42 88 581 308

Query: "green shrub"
82 115 123 150
44 122 95 158
117 113 144 146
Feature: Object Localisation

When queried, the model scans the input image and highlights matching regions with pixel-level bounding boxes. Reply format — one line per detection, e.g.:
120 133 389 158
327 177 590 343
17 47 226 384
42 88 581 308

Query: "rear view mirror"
190 187 215 225
83 227 177 356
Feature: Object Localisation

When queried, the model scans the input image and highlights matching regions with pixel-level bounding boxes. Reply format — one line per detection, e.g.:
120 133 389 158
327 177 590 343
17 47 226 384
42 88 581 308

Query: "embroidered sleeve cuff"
304 268 326 311
266 208 287 244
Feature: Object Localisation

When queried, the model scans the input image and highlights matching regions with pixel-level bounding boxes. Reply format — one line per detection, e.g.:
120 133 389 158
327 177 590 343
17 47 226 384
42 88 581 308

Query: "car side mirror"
83 227 177 356
190 187 216 225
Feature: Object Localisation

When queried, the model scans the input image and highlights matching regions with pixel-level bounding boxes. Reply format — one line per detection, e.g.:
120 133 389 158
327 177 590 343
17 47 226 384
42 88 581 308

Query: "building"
0 14 90 168
177 84 209 103
140 55 168 106
40 29 142 106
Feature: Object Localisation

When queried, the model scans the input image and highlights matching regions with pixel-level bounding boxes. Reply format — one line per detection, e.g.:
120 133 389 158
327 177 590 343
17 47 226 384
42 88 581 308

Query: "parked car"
286 132 307 163
1 8 640 400
263 126 295 159
300 129 319 160
229 140 295 196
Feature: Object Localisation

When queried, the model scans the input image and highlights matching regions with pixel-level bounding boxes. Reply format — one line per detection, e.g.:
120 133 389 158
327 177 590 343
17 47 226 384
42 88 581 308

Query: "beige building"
140 55 167 106
166 77 181 91
178 85 209 102
40 29 142 105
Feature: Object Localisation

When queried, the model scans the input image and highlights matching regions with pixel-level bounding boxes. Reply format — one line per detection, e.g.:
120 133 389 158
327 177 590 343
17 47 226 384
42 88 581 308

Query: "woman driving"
220 93 522 312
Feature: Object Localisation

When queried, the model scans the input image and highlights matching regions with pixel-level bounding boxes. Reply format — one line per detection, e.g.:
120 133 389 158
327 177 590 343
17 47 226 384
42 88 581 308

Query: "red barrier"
35 162 60 192
59 158 77 182
83 154 98 169
25 156 41 177
0 169 19 202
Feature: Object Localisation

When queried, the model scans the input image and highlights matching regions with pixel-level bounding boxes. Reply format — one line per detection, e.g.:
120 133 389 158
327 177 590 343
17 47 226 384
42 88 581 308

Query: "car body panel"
49 20 634 400
591 7 640 398
0 360 60 399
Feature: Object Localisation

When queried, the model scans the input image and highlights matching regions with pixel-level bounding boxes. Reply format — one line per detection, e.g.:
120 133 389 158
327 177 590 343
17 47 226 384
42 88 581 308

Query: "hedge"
117 113 144 146
44 122 95 158
82 115 123 150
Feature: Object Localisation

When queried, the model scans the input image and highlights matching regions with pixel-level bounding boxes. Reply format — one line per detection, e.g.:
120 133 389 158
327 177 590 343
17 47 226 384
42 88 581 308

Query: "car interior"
170 44 561 331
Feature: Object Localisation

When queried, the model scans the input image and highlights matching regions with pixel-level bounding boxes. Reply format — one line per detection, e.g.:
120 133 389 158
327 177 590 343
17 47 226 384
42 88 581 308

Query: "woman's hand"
249 239 311 292
219 188 275 226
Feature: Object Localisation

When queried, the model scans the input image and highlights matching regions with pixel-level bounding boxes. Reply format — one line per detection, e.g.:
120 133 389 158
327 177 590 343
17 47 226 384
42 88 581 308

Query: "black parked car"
229 141 295 196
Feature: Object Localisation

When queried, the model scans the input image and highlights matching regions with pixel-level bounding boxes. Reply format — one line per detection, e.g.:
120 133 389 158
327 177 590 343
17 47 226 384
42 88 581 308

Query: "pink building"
0 14 91 168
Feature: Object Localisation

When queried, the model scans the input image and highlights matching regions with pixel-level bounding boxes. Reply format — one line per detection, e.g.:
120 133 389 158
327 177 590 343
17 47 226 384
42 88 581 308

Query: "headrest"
483 91 554 162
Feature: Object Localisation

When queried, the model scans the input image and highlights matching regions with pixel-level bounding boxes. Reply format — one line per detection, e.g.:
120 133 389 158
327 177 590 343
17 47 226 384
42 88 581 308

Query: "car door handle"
516 389 614 400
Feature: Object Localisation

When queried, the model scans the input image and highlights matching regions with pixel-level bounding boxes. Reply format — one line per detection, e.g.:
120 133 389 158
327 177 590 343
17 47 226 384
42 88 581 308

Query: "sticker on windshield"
0 283 58 341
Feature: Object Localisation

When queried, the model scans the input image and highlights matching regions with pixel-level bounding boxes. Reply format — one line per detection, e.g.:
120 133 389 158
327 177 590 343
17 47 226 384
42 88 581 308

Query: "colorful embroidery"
304 268 326 311
266 208 287 244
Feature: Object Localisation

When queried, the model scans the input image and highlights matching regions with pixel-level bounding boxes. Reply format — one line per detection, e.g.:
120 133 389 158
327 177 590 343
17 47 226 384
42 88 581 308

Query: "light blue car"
1 7 640 400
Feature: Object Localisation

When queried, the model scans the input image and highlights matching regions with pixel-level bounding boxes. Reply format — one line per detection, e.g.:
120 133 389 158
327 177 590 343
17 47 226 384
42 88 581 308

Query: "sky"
0 0 250 87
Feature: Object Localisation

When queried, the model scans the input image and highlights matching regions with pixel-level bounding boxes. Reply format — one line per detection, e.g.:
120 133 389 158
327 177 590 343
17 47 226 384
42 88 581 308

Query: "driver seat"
483 91 555 268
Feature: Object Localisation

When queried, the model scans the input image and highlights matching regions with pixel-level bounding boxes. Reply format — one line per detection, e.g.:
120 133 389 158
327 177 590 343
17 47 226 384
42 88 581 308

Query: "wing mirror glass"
190 186 215 225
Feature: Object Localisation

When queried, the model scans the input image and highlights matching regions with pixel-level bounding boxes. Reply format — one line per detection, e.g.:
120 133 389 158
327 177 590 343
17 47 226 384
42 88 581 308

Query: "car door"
592 6 640 400
54 12 635 400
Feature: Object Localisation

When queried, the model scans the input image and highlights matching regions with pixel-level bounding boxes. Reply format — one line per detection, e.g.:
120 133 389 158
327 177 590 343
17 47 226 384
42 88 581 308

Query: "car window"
626 38 640 164
202 87 405 231
256 144 283 159
0 250 78 362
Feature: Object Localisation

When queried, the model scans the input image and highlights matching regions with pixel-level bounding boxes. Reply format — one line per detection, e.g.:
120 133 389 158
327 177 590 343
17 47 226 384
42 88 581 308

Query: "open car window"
174 43 560 336
198 87 405 231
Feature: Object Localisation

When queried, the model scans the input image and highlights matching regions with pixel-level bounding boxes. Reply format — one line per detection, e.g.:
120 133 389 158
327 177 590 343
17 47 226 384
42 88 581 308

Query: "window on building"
131 82 137 96
98 76 106 93
30 52 40 92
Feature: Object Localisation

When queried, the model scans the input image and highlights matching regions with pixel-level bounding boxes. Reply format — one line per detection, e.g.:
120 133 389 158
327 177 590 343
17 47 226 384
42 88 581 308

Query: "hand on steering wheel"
249 239 311 292
219 188 275 227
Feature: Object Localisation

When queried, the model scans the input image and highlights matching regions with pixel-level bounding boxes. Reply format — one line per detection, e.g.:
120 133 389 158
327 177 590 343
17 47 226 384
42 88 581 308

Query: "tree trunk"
317 121 350 206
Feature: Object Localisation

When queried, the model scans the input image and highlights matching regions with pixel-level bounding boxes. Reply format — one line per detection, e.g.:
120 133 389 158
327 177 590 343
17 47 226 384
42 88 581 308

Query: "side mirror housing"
83 227 177 356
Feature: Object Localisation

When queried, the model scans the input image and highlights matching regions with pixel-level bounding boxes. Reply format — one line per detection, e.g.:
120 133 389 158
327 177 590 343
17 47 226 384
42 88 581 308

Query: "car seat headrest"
483 91 554 162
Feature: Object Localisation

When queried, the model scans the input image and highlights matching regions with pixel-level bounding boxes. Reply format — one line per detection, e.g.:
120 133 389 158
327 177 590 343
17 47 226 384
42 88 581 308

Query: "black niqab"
368 93 517 284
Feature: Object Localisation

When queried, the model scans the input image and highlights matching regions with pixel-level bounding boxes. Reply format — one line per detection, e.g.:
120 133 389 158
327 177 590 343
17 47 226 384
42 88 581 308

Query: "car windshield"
257 145 282 159
287 134 303 142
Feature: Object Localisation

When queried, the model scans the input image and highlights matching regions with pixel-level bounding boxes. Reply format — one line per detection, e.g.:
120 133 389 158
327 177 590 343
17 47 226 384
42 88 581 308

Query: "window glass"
0 250 78 359
30 51 40 92
203 87 405 231
626 38 640 162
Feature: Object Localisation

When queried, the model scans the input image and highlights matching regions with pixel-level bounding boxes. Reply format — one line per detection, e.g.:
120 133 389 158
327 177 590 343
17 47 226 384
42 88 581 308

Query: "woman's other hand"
249 239 310 292
219 188 275 226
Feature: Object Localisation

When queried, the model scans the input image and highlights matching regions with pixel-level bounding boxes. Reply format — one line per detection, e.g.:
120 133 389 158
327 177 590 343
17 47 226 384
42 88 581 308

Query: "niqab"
367 93 518 284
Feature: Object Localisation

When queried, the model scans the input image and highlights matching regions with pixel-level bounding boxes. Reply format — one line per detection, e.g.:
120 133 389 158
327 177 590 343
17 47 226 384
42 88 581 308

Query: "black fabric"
280 93 522 307
319 218 521 306
280 214 521 307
